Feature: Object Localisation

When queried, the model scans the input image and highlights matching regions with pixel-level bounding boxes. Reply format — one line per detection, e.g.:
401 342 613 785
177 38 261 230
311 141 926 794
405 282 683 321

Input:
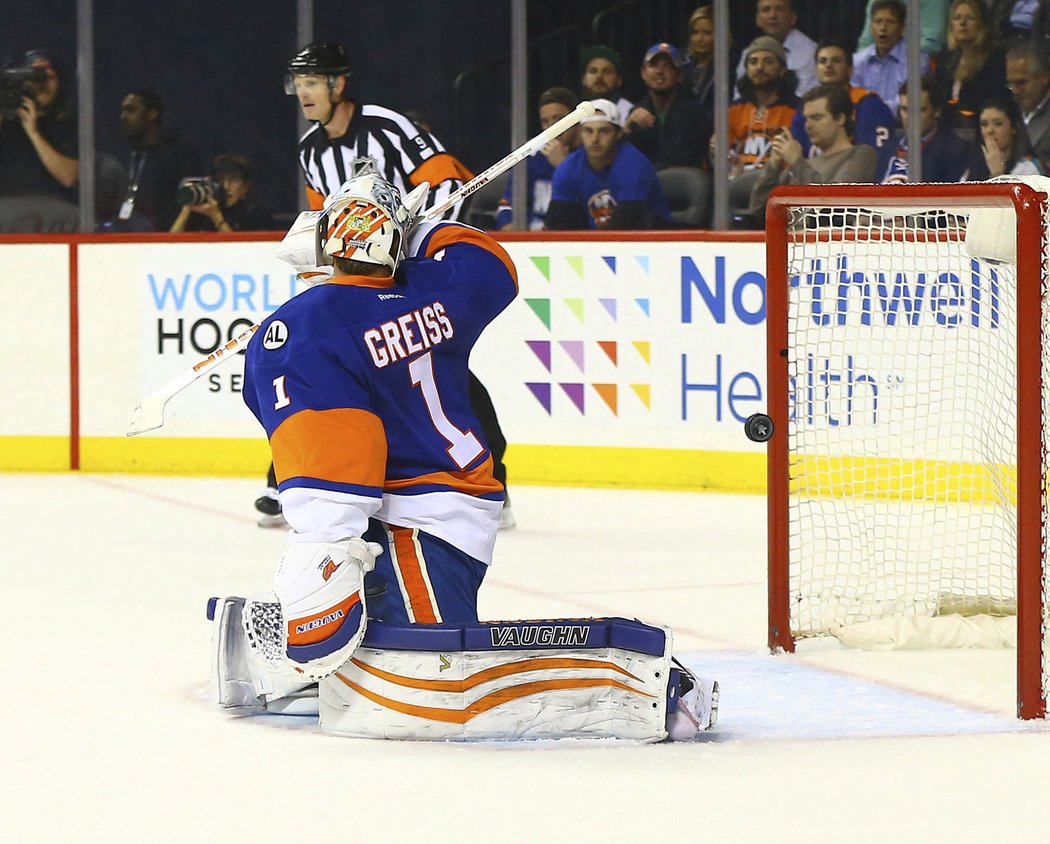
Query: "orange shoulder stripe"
422 225 518 291
271 408 387 489
306 185 325 210
411 152 473 187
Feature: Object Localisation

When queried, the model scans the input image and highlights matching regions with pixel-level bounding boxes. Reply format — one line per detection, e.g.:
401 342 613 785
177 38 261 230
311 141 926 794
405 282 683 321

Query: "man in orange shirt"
716 36 800 221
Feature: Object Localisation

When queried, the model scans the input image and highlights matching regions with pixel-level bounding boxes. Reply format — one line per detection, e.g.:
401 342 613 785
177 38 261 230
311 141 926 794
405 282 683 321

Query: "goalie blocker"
209 599 718 742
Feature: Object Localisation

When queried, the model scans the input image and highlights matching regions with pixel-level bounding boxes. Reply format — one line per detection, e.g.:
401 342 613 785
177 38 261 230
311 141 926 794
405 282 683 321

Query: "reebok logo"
378 293 406 300
321 556 342 581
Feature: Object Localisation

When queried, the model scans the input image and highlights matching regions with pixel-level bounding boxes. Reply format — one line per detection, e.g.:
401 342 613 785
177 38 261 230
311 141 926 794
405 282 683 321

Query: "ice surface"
2 475 1047 841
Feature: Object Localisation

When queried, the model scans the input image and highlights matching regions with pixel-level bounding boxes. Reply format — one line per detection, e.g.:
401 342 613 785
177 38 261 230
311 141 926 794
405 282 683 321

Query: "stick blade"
126 395 168 437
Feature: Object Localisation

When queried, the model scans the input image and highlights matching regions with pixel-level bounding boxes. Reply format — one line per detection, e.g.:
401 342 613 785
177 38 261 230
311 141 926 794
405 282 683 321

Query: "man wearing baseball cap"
624 42 713 172
579 45 634 126
733 0 817 97
545 98 669 230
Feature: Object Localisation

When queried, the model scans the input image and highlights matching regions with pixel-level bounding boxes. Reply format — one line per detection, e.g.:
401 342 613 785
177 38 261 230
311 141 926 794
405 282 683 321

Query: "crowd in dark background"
1 0 1048 234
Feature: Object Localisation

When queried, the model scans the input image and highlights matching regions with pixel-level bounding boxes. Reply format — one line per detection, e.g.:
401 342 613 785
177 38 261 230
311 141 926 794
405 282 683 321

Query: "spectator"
496 87 579 231
733 0 817 98
935 0 1009 136
962 95 1045 178
719 36 799 215
545 98 669 230
987 0 1049 39
1005 37 1050 168
852 0 932 115
0 49 79 232
747 84 878 223
579 46 633 126
624 42 713 170
169 153 276 233
789 39 896 176
856 0 950 54
681 5 737 115
105 89 200 231
882 75 971 182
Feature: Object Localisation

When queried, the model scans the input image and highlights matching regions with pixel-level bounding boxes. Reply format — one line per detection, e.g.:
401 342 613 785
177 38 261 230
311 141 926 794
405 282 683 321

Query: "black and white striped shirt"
297 102 466 219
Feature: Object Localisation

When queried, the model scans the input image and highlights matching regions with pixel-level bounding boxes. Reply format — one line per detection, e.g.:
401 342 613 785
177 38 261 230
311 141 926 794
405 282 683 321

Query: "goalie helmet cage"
764 182 1049 719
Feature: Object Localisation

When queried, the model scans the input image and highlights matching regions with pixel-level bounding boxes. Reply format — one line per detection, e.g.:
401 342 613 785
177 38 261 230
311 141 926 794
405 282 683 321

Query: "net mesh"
782 201 1048 705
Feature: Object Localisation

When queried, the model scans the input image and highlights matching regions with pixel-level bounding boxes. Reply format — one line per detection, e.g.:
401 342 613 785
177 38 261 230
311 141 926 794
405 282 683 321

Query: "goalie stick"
125 101 596 436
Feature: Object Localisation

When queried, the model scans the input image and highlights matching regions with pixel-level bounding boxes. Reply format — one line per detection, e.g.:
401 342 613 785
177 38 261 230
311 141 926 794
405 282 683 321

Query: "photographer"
0 49 79 232
169 154 275 232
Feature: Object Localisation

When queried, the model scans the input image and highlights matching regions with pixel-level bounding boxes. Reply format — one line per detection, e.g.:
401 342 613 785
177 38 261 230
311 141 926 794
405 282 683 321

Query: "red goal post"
765 181 1049 719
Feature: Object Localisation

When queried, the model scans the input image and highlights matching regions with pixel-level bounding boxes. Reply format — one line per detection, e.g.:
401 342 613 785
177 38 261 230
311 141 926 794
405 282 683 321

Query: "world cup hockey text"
363 301 454 368
790 256 1001 328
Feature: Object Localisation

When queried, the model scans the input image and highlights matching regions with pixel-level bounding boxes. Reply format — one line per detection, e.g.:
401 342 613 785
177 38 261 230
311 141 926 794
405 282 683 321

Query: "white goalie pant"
319 618 716 742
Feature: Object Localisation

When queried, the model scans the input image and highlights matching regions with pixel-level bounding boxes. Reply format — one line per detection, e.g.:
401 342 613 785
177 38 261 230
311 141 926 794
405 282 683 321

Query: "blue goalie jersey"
243 222 518 564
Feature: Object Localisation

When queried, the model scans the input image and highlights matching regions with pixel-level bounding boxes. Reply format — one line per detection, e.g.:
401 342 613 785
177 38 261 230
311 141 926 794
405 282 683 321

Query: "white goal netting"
771 184 1050 717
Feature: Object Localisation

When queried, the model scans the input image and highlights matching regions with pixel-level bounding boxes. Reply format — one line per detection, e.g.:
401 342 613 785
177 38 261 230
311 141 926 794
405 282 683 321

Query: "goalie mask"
316 158 429 274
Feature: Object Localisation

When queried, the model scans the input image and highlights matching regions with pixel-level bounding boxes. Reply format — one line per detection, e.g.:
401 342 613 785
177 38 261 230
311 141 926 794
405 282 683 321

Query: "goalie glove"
274 536 382 680
275 210 333 287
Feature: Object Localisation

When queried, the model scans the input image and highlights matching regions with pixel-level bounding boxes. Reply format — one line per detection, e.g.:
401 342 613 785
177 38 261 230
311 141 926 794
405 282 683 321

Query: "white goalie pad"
964 174 1050 264
275 210 333 287
319 618 690 742
208 596 317 713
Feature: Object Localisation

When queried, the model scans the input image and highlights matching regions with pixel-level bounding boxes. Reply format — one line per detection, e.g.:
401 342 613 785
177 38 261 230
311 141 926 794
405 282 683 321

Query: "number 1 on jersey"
273 375 291 410
408 352 483 468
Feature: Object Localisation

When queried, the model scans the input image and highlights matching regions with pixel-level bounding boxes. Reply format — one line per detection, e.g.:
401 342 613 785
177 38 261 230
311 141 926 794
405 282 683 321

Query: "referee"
255 43 514 528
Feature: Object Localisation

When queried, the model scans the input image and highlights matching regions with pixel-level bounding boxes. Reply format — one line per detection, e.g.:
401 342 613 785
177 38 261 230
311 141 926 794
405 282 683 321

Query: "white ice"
3 475 1048 842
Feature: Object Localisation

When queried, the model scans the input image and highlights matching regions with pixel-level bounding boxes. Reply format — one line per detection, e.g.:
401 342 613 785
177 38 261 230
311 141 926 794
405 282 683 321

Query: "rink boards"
3 231 769 489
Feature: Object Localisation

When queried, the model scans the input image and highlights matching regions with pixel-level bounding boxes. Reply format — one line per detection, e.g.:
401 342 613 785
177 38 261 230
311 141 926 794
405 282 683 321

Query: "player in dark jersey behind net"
209 165 718 740
255 43 514 529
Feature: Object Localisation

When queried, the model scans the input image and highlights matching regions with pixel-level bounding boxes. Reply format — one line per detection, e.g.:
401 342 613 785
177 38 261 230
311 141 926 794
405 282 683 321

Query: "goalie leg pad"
319 617 715 741
275 536 380 679
207 596 317 712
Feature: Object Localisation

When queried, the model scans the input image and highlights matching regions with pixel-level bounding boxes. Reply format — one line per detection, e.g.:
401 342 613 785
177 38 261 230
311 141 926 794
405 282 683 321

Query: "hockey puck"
744 413 774 442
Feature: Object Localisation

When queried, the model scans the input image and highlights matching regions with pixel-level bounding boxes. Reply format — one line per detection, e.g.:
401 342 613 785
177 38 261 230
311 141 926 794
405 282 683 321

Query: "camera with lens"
176 177 225 206
0 65 47 118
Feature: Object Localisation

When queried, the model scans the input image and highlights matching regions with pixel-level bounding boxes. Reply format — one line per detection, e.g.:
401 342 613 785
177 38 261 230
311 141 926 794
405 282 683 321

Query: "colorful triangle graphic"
566 256 584 278
592 383 618 415
559 383 585 414
634 255 650 274
524 298 551 329
632 340 651 364
530 256 551 280
597 341 618 366
630 383 651 409
526 340 552 371
635 298 651 317
599 298 617 320
559 340 585 373
526 382 552 414
602 256 617 274
563 297 585 324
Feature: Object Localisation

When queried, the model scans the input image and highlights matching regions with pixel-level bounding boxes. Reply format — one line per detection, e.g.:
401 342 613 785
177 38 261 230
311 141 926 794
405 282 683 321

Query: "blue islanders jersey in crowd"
550 143 669 229
243 222 518 565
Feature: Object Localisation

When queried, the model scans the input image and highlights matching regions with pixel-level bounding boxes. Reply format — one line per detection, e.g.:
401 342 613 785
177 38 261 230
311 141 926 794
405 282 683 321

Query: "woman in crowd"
681 5 736 115
935 0 1009 136
963 96 1045 179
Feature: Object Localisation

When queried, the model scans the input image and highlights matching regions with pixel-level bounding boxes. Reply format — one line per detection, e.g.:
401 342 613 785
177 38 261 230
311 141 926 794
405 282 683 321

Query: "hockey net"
764 180 1050 719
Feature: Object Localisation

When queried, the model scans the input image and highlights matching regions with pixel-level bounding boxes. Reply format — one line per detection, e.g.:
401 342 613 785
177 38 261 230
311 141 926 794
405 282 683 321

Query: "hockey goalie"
208 161 719 742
